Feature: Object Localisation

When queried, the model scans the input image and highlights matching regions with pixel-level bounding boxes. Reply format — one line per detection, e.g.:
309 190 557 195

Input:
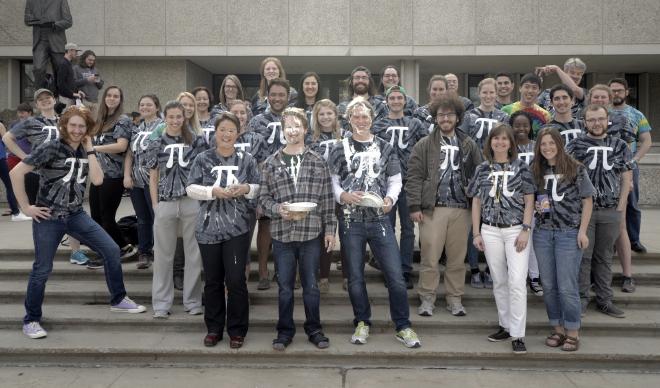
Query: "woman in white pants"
468 123 535 354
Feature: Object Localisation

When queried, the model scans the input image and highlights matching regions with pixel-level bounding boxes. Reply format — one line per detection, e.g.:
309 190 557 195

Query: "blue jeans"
388 187 414 274
626 165 641 244
533 228 581 330
25 210 126 323
272 235 322 339
341 217 411 331
130 186 154 254
0 158 19 214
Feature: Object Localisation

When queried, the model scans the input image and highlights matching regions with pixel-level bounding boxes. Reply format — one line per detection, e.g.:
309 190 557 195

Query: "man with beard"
445 73 475 112
337 66 386 128
407 94 482 317
413 75 448 133
502 73 551 136
548 84 584 146
536 58 588 118
371 86 428 288
567 104 633 318
495 73 515 109
56 43 85 106
585 84 634 143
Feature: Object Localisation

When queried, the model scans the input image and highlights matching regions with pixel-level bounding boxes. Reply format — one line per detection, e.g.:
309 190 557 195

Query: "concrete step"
1 329 659 371
0 279 658 308
2 303 658 337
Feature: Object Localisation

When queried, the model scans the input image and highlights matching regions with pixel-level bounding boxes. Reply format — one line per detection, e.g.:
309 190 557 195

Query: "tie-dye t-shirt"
459 108 510 150
501 102 551 138
9 115 59 148
467 159 535 225
566 135 633 209
327 136 400 222
129 118 163 188
22 139 89 216
413 104 434 133
207 130 269 164
435 135 468 208
614 105 652 153
337 96 387 131
187 149 260 244
547 119 585 148
370 116 428 176
93 115 133 179
537 87 587 119
247 111 284 157
534 165 595 230
309 131 340 162
606 110 635 144
517 140 536 166
372 94 419 117
146 131 207 201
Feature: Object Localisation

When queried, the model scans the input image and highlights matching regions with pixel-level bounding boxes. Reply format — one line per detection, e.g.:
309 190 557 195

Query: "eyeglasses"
224 85 238 90
585 118 608 124
437 113 457 119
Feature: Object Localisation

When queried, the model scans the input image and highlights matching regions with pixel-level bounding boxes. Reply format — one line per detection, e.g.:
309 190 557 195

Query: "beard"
612 96 625 106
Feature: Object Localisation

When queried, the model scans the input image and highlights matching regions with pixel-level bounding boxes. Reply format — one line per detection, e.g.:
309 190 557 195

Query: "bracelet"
473 233 481 239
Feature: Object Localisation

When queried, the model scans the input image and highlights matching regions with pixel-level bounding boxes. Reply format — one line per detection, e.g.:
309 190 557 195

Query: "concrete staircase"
1 249 659 371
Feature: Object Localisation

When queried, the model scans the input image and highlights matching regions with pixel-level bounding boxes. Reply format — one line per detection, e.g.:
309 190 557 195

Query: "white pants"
152 196 203 312
481 224 529 338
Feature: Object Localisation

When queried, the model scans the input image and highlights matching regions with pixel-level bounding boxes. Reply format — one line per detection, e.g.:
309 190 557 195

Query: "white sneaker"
23 321 47 339
396 327 421 348
446 302 467 317
11 212 32 222
417 300 435 317
351 321 369 344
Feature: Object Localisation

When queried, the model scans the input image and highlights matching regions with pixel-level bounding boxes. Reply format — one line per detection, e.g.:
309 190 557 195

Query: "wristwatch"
522 223 532 232
86 149 97 156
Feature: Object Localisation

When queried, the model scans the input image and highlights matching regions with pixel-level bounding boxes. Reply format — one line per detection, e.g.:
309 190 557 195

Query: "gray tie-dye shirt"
459 108 510 150
566 135 633 209
548 119 585 148
412 104 435 133
538 87 587 118
467 159 536 225
9 115 59 148
247 111 284 157
22 140 89 217
310 131 340 162
327 136 400 222
187 149 260 244
208 130 269 164
93 115 132 179
435 135 468 208
146 131 207 201
517 140 536 166
372 94 419 117
129 118 163 188
371 116 428 177
534 165 595 230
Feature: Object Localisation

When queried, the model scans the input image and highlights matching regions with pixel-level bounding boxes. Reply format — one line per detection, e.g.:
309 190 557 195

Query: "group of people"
1 55 652 356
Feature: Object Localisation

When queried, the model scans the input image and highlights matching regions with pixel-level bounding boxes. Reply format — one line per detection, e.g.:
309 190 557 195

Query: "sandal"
545 332 566 347
561 335 579 352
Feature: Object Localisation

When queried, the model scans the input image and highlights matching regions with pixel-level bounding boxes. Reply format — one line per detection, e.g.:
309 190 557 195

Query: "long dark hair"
532 126 579 186
163 101 193 145
79 50 96 69
219 75 246 106
94 86 124 135
483 123 518 162
295 72 321 109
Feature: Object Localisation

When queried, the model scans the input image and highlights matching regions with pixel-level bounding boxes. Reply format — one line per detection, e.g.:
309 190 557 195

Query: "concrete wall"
185 61 213 93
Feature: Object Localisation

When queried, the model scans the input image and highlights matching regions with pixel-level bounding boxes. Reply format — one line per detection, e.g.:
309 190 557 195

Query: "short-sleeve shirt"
517 140 535 166
606 110 635 144
412 104 434 133
337 96 387 131
534 164 595 230
537 87 587 118
370 116 428 177
23 139 89 216
309 131 340 162
459 108 510 150
129 118 163 188
146 131 207 201
187 149 260 244
501 102 551 138
467 159 535 225
566 135 633 209
209 130 269 164
615 105 652 153
327 136 400 221
9 115 59 149
548 119 585 148
435 135 468 208
247 111 284 157
93 115 132 179
372 94 419 117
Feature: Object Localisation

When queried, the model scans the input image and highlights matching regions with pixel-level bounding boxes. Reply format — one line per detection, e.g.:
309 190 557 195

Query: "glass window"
468 74 486 104
20 61 35 103
625 73 639 109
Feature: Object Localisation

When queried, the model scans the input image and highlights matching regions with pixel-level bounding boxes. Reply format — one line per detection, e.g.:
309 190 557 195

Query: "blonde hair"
311 99 342 142
258 57 286 99
281 107 308 131
177 92 201 135
478 77 496 92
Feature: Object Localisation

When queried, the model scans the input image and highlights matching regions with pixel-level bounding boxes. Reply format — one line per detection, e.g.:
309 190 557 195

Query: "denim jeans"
626 165 641 244
129 185 154 254
389 187 414 274
341 217 411 331
272 235 323 339
0 158 19 214
533 228 582 330
25 210 126 323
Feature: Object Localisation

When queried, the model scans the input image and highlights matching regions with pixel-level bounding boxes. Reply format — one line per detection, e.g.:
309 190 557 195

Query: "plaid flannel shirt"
258 147 337 243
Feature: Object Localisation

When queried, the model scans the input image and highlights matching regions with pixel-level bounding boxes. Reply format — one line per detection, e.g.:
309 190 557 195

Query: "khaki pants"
418 207 470 305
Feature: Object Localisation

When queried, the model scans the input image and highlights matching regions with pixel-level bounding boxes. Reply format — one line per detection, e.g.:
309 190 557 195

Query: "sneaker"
272 336 292 351
483 271 493 288
120 244 138 261
319 278 330 294
22 321 47 339
512 338 527 354
621 277 636 293
580 298 589 317
187 307 203 315
417 299 435 317
470 272 484 288
153 310 171 319
136 253 152 269
257 277 271 290
69 250 90 265
404 273 414 290
597 303 625 318
446 302 466 317
631 241 647 254
11 212 32 222
351 321 369 345
396 327 421 348
309 332 330 349
173 274 184 291
529 278 544 296
86 257 104 269
110 296 146 313
488 326 511 342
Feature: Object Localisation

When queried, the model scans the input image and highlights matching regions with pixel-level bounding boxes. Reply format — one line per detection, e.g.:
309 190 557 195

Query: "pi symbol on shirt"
132 131 152 152
62 158 88 184
318 139 337 160
440 145 460 170
543 174 565 202
518 152 534 165
385 126 409 149
211 166 239 187
488 171 516 198
234 143 251 153
266 122 286 145
474 118 499 139
42 126 59 142
586 146 614 170
202 127 215 145
351 150 381 179
164 144 190 168
561 129 582 145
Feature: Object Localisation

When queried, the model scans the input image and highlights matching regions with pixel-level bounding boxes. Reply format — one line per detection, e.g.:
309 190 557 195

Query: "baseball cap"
33 88 54 100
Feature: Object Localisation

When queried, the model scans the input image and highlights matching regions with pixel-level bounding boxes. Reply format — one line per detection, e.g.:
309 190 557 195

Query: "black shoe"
488 326 511 342
136 254 152 269
512 338 527 354
308 332 329 349
272 336 292 351
631 241 647 254
173 274 184 290
404 273 414 290
597 303 625 318
86 257 104 270
621 277 636 293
